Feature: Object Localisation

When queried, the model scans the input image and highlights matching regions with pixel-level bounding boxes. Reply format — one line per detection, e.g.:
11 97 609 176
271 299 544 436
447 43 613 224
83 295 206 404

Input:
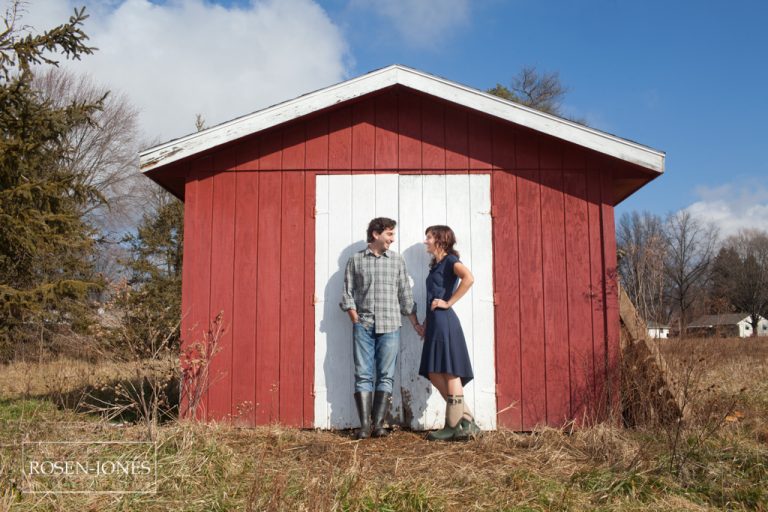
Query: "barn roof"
140 65 664 173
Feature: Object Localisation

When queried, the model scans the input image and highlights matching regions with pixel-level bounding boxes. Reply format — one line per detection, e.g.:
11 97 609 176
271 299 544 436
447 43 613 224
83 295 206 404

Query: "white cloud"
351 0 470 49
685 182 768 239
17 0 349 142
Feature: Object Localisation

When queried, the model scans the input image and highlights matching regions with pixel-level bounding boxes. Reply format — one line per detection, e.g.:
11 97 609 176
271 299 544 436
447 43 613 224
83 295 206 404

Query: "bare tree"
33 68 145 230
33 68 148 280
663 211 718 338
716 229 768 336
488 66 569 117
617 211 668 324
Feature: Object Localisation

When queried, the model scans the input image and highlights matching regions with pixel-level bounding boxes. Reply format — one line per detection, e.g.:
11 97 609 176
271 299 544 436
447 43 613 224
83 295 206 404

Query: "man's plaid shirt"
340 247 416 333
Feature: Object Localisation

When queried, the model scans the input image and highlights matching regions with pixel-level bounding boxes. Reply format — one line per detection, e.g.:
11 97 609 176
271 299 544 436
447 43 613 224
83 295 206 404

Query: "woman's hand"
431 298 450 311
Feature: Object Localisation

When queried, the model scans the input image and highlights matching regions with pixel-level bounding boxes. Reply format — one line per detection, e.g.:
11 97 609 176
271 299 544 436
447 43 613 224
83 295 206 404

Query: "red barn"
140 65 664 431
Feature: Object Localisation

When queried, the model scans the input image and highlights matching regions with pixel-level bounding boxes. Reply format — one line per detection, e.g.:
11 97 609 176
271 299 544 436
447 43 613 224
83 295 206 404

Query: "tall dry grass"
0 336 766 510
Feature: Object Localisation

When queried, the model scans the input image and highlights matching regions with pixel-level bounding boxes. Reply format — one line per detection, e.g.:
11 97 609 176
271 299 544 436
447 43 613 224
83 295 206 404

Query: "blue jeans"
353 323 399 393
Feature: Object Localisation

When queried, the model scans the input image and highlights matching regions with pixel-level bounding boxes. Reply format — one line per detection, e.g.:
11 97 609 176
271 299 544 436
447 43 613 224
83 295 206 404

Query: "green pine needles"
0 5 104 359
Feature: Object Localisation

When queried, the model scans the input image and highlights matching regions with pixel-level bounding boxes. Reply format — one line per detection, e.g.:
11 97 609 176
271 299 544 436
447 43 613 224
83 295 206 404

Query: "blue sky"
20 0 768 235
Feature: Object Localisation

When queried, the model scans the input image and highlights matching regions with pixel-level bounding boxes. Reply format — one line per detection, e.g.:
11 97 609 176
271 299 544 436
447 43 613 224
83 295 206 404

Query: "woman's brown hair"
425 225 460 268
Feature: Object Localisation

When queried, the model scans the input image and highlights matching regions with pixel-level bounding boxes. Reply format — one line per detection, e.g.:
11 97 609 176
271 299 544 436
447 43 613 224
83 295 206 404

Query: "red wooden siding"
178 87 622 429
491 169 522 430
232 172 259 425
208 170 236 420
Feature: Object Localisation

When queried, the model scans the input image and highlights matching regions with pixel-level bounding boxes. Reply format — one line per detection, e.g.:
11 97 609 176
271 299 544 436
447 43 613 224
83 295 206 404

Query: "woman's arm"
431 261 474 310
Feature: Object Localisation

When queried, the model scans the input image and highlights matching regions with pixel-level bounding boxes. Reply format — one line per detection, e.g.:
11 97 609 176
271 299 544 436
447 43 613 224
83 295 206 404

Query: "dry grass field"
0 337 766 511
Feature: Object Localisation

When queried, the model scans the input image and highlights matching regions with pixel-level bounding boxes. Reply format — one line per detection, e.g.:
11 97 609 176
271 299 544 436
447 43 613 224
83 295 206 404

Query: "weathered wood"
140 65 665 176
618 285 684 424
492 170 522 430
517 169 546 430
167 87 638 430
563 170 593 424
601 171 621 420
232 172 259 426
208 171 237 421
314 174 496 430
280 170 305 426
541 169 570 426
255 172 282 423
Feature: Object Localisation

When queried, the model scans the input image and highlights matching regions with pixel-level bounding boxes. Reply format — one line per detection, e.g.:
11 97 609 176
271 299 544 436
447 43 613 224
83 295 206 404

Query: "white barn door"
314 174 496 430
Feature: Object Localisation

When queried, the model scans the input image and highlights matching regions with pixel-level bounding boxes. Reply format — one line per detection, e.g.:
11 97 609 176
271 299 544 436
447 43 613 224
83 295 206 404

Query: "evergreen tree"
116 192 184 354
0 6 103 358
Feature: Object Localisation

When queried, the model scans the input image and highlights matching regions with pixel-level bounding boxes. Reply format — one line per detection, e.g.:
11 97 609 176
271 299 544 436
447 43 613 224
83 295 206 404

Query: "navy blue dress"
419 254 474 386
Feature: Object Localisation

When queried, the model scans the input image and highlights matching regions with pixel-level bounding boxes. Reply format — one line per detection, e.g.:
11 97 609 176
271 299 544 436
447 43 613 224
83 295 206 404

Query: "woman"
417 225 481 441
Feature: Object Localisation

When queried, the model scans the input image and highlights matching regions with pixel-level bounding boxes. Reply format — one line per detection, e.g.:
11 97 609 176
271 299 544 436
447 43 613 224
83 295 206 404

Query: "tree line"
617 210 768 338
0 5 181 361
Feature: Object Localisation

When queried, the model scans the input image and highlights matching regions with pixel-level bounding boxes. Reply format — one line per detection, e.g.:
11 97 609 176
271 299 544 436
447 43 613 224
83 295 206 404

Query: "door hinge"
491 205 498 218
493 292 500 305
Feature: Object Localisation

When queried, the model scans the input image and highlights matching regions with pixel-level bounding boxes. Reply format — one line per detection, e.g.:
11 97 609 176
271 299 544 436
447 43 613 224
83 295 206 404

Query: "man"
340 217 423 439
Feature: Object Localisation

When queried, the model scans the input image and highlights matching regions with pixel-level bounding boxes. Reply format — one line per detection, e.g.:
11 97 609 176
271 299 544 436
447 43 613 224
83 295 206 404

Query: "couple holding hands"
340 217 481 442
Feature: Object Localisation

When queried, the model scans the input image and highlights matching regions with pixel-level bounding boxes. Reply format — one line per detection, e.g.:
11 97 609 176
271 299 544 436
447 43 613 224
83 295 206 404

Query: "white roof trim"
140 65 665 173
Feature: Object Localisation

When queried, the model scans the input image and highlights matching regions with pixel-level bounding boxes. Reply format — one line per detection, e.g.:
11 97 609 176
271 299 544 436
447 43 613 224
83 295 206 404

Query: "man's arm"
339 257 359 323
397 256 420 334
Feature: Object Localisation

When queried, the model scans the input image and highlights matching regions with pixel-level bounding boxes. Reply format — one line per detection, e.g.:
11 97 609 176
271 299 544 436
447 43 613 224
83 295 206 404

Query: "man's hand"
348 309 359 324
413 323 425 338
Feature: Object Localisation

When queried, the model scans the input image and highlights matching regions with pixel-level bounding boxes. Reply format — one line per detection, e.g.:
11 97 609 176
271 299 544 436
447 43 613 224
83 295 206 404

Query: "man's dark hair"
367 217 397 243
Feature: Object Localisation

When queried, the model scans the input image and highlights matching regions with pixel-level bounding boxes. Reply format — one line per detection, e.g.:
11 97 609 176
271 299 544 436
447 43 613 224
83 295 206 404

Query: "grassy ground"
1 338 766 511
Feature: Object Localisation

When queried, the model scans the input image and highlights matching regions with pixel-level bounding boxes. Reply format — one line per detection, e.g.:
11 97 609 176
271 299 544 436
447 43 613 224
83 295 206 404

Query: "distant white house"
647 321 670 339
687 313 768 338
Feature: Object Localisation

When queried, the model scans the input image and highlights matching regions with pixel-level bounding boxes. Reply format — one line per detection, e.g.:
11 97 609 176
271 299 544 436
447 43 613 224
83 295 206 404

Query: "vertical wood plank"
232 172 259 426
468 114 492 170
328 107 352 170
214 145 238 172
306 116 329 170
563 144 586 170
236 136 260 171
190 158 214 420
422 100 445 170
282 123 306 170
208 170 236 421
375 92 398 169
256 171 282 423
587 170 607 417
467 174 496 428
313 174 330 427
447 174 474 420
516 130 539 170
540 169 570 426
398 92 421 169
492 170 522 430
421 175 450 428
445 107 469 169
492 124 515 170
540 137 563 170
303 171 317 427
326 174 356 427
517 170 546 429
260 130 283 170
397 174 431 429
352 100 375 170
601 169 621 420
563 170 593 424
374 175 399 225
280 171 305 426
180 172 198 420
